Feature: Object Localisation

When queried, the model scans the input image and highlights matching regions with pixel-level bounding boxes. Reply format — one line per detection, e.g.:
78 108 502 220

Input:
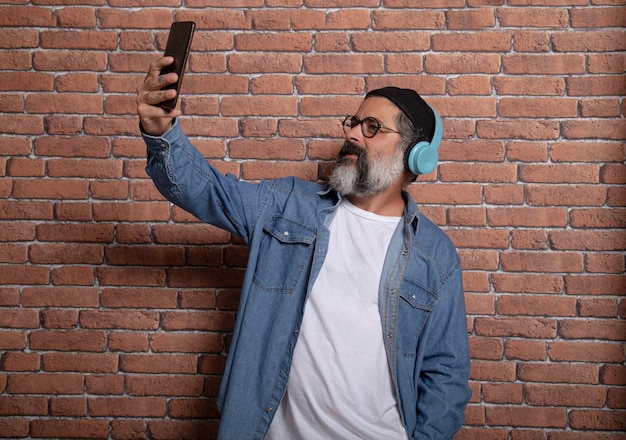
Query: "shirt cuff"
141 118 183 153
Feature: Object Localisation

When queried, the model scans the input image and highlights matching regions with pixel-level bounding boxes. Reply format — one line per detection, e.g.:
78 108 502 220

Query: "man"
137 56 471 439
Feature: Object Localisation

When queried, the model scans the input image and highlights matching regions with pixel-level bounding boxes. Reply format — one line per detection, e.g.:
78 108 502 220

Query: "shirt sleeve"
413 261 471 439
142 119 265 244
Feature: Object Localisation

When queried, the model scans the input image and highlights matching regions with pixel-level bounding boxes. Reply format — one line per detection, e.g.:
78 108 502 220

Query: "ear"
406 107 442 175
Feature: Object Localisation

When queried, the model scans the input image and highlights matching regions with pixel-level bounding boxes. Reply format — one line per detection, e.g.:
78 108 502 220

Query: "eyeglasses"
342 115 400 138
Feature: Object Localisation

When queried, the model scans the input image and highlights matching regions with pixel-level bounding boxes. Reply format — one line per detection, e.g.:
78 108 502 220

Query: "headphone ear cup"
407 140 439 175
406 106 443 175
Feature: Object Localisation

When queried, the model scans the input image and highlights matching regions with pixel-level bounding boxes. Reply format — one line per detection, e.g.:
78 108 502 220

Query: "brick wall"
1 1 625 439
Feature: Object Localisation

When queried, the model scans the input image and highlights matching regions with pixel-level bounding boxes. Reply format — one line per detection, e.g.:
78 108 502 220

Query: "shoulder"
414 211 459 262
267 177 328 199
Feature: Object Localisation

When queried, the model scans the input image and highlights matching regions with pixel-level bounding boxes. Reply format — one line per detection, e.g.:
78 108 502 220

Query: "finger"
145 56 174 79
141 57 176 91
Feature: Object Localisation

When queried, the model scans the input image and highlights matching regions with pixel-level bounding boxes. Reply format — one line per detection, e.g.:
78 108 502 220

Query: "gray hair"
394 110 424 182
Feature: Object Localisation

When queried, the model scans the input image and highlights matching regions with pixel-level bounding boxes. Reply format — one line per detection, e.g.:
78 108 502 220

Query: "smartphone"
159 21 195 111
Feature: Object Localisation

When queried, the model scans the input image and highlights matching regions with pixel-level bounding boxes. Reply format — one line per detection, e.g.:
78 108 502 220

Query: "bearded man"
137 55 471 440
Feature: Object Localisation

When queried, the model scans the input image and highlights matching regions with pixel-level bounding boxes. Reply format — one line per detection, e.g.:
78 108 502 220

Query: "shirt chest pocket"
253 216 316 294
396 280 438 356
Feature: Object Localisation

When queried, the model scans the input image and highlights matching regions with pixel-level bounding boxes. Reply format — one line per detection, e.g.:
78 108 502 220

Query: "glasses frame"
342 115 400 138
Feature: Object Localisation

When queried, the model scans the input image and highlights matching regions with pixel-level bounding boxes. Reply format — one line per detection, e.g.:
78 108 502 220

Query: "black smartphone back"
159 21 195 110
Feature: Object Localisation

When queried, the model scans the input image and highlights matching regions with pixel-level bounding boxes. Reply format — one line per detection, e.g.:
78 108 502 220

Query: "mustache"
337 141 365 161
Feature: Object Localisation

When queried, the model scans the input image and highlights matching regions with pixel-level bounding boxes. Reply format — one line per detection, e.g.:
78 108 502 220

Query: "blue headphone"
406 106 442 175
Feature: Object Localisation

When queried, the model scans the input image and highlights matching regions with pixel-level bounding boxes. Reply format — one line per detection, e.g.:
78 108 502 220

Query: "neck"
346 183 406 217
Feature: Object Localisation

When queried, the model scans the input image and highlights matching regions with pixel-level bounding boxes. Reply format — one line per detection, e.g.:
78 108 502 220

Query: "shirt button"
267 407 273 413
283 231 289 236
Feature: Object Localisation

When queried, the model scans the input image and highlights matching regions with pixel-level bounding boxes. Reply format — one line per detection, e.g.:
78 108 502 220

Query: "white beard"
329 142 405 197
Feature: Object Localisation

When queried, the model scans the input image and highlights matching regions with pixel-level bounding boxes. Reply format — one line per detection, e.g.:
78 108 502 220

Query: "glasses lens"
362 117 380 138
343 116 357 134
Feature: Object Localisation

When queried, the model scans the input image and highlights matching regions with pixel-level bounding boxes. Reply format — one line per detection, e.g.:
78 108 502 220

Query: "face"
329 96 405 197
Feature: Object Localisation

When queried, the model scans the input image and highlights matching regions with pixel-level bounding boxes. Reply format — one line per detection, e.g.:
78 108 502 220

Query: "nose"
345 122 363 143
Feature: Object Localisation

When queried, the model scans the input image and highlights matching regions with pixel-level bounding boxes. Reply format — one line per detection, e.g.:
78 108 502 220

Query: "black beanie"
366 86 435 142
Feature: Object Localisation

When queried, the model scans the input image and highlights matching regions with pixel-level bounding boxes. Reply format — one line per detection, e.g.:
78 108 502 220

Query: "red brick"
119 354 197 374
551 230 625 251
6 157 45 177
150 333 223 353
97 8 173 29
578 297 619 318
43 352 118 373
148 419 218 440
126 375 204 396
564 275 626 296
50 397 87 417
51 265 95 286
483 383 523 404
512 30 551 52
407 183 483 205
96 201 171 222
518 363 599 384
499 6 569 26
0 395 48 417
0 330 27 350
549 341 624 363
564 119 625 142
161 311 235 332
115 224 153 244
425 53 501 74
80 310 159 330
111 419 147 440
601 364 626 386
570 7 626 28
488 207 567 227
44 115 83 135
569 409 626 431
503 54 585 75
89 396 166 417
559 319 626 341
505 340 547 361
468 336 504 360
487 406 566 428
492 274 564 294
108 331 149 353
30 329 106 352
54 7 97 28
41 309 79 329
475 317 557 338
34 136 110 158
501 252 584 273
470 360 516 382
8 373 84 394
34 50 108 71
445 229 509 249
86 374 125 395
607 387 626 409
168 397 219 419
41 30 116 50
511 229 549 250
0 418 29 437
1 351 39 371
498 295 576 317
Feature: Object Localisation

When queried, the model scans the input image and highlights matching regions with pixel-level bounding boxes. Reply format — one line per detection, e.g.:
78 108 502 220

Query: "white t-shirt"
266 198 408 440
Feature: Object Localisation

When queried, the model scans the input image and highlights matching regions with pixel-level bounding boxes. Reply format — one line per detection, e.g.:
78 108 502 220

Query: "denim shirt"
143 120 471 440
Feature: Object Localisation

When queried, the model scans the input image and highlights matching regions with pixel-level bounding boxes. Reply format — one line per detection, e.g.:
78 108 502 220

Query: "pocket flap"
264 216 316 245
